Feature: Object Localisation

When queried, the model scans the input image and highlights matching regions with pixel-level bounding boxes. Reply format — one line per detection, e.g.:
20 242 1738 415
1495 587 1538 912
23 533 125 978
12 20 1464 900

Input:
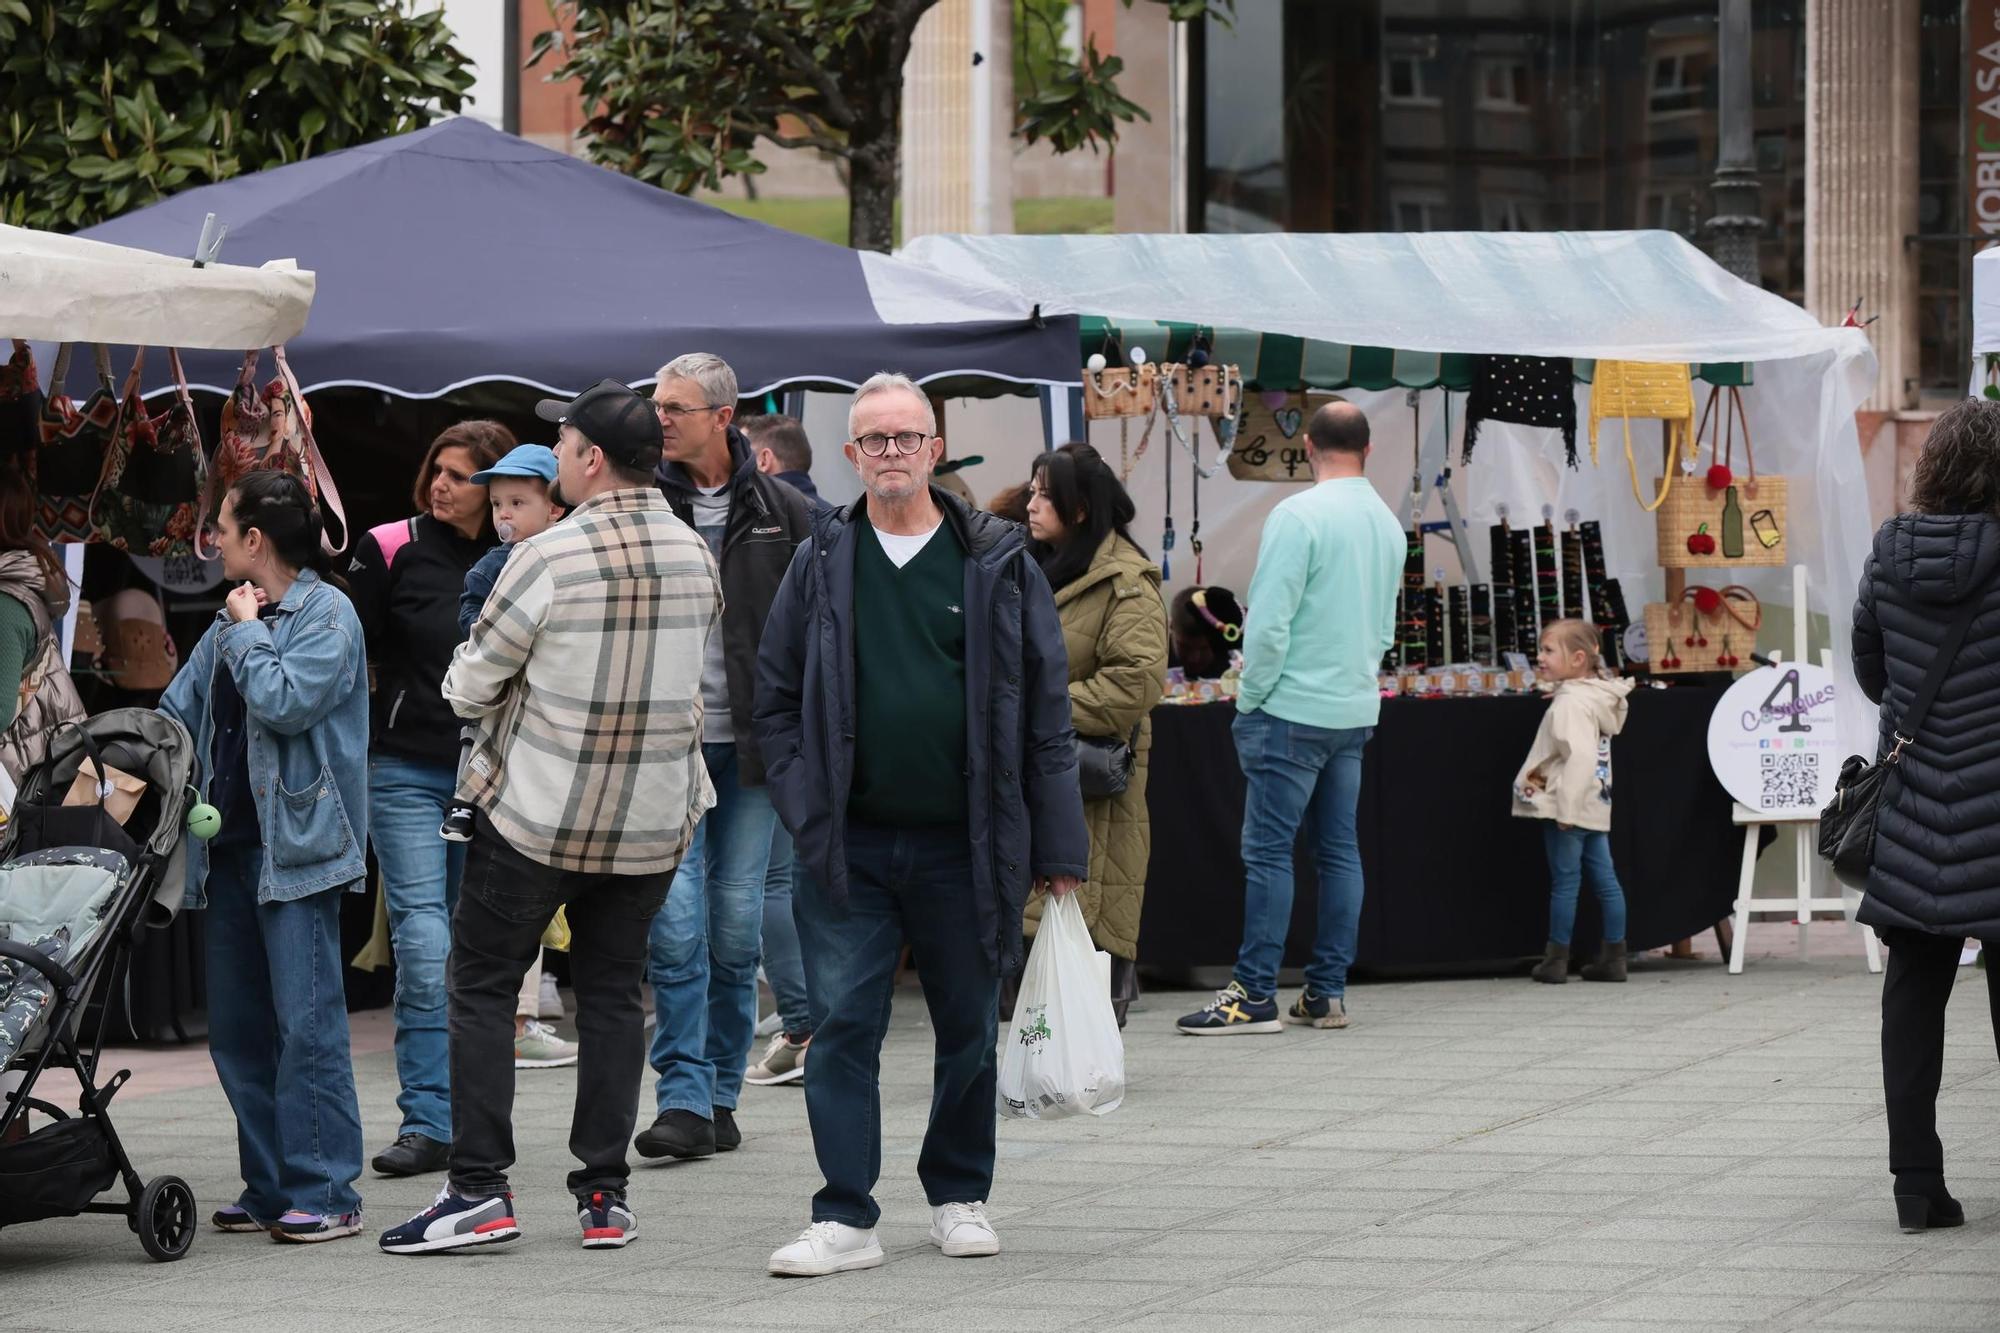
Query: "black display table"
1137 686 1740 971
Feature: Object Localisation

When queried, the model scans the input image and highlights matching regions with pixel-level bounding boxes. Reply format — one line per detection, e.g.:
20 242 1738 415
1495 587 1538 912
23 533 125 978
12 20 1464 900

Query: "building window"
1476 58 1530 112
1649 45 1711 119
1386 40 1441 106
1483 196 1540 231
1393 192 1447 232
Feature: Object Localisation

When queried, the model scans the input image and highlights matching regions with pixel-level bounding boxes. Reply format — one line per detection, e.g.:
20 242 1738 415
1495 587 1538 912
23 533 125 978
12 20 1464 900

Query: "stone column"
1111 0 1180 234
1805 0 1919 411
901 0 1014 241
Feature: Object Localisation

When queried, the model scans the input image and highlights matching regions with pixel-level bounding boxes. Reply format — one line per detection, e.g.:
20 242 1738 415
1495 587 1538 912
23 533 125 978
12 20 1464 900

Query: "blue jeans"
1232 709 1371 1000
203 844 364 1219
793 823 997 1228
370 752 467 1141
761 822 815 1037
647 743 778 1116
1542 823 1628 947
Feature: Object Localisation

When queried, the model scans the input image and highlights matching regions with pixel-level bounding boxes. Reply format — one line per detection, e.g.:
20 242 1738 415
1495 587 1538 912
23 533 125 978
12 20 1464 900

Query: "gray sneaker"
515 1020 579 1069
745 1033 808 1086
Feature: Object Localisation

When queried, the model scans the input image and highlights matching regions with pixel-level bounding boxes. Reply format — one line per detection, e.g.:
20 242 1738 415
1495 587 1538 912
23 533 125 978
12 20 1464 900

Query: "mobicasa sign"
1976 7 2000 242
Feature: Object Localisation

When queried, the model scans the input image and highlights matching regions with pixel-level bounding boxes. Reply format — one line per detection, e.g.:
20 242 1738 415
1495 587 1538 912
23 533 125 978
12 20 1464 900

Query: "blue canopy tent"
78 117 1076 400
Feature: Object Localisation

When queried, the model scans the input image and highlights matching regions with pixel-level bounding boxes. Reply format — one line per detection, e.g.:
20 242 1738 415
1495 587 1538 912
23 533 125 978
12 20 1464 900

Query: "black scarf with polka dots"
1462 355 1577 469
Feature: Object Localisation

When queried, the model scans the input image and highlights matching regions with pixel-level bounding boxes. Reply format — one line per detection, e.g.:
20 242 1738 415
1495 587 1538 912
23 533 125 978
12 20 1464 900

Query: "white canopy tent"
1973 247 2000 376
0 222 314 350
901 230 1880 756
0 223 317 662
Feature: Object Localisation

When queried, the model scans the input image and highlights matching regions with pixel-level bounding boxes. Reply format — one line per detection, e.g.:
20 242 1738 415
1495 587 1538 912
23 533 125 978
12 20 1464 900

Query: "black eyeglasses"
855 431 933 457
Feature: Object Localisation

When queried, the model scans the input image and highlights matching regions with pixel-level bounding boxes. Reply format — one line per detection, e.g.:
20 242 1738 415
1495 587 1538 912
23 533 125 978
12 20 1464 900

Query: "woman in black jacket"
346 419 508 1178
1852 399 2000 1232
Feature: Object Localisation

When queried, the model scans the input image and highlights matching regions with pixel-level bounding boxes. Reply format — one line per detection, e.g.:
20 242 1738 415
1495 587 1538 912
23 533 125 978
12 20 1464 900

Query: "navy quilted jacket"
1852 512 2000 939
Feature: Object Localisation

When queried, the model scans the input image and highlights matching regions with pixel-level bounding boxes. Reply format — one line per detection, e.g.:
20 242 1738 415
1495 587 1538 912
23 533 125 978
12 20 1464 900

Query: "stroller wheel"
136 1176 195 1262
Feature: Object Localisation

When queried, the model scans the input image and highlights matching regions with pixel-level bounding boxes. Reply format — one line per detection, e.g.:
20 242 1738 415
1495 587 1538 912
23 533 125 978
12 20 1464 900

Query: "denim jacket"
158 570 371 909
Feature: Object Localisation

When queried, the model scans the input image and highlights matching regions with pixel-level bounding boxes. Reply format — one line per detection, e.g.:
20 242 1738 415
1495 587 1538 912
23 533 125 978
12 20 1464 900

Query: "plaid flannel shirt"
443 486 720 874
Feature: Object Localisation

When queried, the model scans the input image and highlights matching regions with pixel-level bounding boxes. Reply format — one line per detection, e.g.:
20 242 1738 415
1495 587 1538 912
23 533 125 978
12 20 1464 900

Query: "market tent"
1973 247 2000 368
0 222 312 349
78 116 1075 399
900 230 1880 756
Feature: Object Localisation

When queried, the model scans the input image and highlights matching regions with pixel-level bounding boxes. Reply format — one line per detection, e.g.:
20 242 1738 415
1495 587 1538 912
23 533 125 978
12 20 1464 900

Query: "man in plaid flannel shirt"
382 379 720 1257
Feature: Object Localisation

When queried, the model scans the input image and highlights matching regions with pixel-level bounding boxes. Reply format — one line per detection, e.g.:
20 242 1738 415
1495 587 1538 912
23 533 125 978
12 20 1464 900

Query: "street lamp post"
1706 0 1763 283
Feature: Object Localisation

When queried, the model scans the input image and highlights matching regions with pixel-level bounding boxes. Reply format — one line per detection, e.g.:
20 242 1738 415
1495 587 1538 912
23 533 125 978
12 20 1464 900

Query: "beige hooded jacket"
1511 676 1635 832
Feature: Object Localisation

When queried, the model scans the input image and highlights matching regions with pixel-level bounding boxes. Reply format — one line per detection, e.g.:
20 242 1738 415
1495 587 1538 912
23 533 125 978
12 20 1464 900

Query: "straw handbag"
1166 363 1242 420
1589 360 1695 512
1083 363 1159 420
1655 385 1786 569
1641 585 1760 674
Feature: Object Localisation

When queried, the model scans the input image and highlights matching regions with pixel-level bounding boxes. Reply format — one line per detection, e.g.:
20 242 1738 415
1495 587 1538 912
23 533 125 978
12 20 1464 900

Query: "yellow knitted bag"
1589 360 1694 512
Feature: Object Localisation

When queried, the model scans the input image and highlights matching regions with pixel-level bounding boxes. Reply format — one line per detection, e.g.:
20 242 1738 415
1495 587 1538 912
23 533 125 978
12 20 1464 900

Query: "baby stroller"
0 709 197 1261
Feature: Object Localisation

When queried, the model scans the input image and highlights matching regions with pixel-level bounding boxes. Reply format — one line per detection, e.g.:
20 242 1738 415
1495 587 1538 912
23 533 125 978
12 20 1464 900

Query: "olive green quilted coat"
1023 533 1167 959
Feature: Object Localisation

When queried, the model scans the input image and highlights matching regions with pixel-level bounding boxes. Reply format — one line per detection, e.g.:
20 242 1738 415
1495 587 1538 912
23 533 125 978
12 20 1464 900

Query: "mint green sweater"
1237 477 1406 730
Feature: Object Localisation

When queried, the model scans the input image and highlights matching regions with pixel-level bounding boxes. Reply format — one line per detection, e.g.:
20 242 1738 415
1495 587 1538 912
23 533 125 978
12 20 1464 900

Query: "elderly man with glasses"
635 353 814 1163
752 371 1089 1277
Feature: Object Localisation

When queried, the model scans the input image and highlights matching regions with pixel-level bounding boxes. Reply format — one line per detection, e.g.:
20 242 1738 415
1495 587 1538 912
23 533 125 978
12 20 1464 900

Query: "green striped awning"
1077 317 1749 391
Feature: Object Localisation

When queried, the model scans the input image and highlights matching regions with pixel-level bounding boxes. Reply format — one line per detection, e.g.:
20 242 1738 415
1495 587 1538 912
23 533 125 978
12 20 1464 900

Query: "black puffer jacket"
1853 512 2000 939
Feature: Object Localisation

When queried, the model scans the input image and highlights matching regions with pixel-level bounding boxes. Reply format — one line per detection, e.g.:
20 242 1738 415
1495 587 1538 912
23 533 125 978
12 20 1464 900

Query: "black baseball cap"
534 379 663 471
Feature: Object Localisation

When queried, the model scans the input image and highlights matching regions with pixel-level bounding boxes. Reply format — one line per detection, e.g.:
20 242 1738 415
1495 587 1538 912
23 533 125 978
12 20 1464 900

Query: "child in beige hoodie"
1512 619 1636 984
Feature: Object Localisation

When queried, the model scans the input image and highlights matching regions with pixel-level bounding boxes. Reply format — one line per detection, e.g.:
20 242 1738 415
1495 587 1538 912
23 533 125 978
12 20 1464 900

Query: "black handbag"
1819 595 1983 886
1075 727 1139 801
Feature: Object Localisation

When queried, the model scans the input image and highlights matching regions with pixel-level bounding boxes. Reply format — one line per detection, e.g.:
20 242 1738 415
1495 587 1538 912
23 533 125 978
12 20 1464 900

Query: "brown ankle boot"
1580 939 1628 982
1530 941 1569 984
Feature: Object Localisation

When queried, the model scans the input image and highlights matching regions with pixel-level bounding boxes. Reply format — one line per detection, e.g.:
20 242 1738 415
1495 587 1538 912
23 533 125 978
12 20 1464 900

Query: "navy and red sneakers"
577 1190 636 1250
379 1186 519 1255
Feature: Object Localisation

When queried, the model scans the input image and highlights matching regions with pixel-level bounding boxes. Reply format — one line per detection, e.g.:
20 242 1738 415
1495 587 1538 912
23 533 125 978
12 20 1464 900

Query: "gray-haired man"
638 353 813 1162
754 372 1089 1276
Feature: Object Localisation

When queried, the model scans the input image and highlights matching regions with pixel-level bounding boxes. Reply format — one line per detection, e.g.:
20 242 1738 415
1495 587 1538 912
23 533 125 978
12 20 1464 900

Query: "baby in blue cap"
441 443 564 843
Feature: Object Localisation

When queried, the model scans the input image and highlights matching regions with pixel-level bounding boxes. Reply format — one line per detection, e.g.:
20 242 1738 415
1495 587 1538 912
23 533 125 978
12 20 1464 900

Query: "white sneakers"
767 1203 999 1276
768 1221 884 1276
928 1201 999 1257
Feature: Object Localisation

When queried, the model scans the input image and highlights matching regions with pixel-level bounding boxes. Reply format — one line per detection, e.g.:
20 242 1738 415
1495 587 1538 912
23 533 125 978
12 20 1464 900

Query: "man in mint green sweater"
1178 400 1403 1036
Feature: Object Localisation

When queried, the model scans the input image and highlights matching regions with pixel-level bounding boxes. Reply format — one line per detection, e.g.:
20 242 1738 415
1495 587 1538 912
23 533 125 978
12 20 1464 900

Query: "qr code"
1759 750 1819 809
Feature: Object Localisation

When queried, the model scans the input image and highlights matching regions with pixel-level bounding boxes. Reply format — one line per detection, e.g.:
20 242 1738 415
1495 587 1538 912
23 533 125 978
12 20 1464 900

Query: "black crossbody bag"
1819 597 1983 886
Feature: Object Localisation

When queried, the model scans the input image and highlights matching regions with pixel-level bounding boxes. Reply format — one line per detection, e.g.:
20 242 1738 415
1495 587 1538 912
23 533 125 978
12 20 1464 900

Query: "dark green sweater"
848 521 968 827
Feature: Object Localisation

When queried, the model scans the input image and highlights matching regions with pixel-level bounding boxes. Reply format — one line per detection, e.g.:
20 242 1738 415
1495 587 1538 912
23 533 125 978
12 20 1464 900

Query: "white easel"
1725 565 1881 975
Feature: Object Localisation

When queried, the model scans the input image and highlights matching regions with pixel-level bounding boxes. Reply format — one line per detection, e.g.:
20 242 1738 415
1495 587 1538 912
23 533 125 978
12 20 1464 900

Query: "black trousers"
1880 928 2000 1179
447 814 671 1199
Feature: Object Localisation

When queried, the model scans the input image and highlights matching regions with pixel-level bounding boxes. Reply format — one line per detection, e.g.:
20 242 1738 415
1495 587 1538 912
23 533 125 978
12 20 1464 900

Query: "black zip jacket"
347 513 496 767
656 426 813 786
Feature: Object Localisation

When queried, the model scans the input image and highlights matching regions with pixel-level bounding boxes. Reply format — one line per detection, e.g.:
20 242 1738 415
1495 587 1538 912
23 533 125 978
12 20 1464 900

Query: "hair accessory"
1191 589 1241 642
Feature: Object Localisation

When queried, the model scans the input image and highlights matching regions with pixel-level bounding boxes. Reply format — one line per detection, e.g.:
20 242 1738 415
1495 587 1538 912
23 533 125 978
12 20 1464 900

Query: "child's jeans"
1543 823 1627 947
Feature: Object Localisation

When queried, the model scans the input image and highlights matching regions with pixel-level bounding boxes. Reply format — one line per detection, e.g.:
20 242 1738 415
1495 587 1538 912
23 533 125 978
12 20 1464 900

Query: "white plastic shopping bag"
997 893 1125 1119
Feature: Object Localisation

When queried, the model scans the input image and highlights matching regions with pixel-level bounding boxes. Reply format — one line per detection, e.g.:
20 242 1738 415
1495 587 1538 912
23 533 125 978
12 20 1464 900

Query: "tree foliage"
0 0 475 232
530 0 1228 252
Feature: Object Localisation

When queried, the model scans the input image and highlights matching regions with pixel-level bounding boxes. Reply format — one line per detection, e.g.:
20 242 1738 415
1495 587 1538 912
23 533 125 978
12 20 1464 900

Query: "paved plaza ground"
5 925 2000 1332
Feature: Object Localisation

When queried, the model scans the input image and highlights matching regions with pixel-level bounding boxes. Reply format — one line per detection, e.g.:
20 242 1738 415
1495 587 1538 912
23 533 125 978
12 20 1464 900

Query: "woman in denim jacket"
159 472 371 1244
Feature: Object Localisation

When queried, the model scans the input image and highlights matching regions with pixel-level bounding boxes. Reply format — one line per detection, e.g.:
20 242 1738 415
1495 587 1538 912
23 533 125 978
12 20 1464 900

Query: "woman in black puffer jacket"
1852 399 2000 1233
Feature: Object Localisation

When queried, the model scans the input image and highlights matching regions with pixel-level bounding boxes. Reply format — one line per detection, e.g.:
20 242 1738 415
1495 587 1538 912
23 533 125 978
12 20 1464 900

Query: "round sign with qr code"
1705 663 1840 818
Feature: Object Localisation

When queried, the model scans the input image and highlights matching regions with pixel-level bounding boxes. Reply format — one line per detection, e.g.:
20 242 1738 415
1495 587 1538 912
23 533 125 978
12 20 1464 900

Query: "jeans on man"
761 821 816 1037
448 814 670 1199
1542 823 1628 946
647 742 777 1117
792 822 998 1228
1231 709 1372 999
203 844 365 1219
369 753 468 1142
